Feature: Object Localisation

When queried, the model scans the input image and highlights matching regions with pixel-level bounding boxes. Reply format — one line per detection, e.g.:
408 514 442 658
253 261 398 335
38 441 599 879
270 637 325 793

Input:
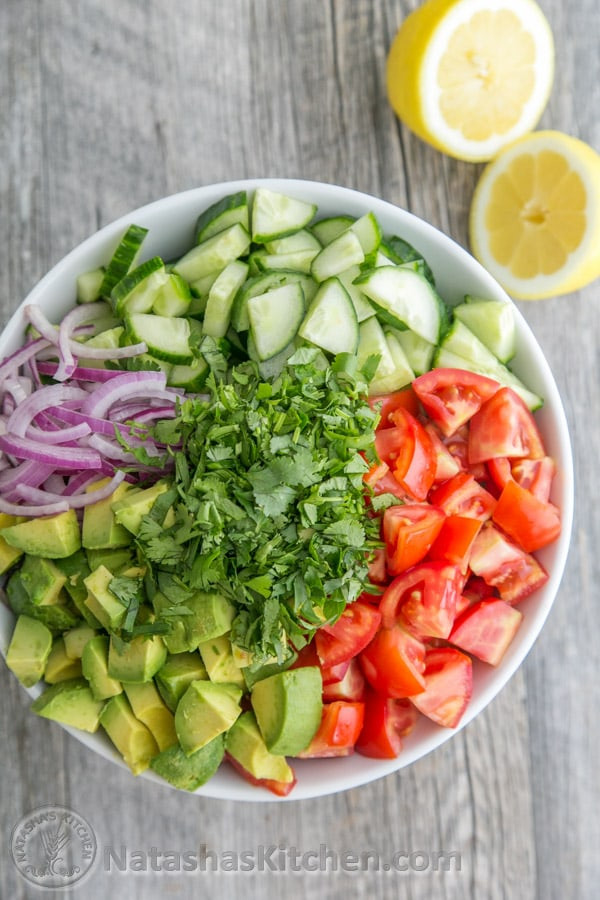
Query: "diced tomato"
363 460 390 489
468 387 545 464
356 692 417 759
226 753 297 797
486 456 512 493
492 478 561 552
450 599 523 666
511 456 556 503
291 642 320 669
412 368 500 437
371 469 412 502
410 647 473 728
462 574 497 603
323 657 366 702
297 701 365 758
424 422 461 481
383 504 446 575
468 522 549 604
379 561 463 639
369 386 420 427
315 601 382 667
388 407 437 501
427 514 482 572
359 624 427 697
454 593 474 618
320 658 350 686
368 548 388 584
429 472 497 521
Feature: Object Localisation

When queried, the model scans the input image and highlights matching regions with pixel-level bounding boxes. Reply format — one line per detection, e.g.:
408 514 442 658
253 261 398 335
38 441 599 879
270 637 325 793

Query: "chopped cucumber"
100 224 148 298
251 188 317 243
76 268 105 304
125 313 193 364
337 267 376 322
311 230 365 282
247 333 298 380
168 357 209 391
346 212 382 260
387 326 435 376
254 248 319 274
356 317 412 395
152 273 192 317
298 277 358 355
384 331 415 389
195 191 249 243
173 223 250 283
203 260 249 339
355 266 447 344
231 269 317 332
111 257 168 316
310 215 354 246
265 229 321 255
381 235 435 285
247 283 305 361
453 296 516 363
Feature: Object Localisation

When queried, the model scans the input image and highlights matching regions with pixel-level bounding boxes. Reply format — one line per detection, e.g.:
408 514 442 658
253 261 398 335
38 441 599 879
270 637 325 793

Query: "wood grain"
1 1 599 898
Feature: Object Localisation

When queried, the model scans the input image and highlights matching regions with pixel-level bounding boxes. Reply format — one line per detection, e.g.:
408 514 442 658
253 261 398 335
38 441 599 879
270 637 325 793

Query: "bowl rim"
0 178 574 802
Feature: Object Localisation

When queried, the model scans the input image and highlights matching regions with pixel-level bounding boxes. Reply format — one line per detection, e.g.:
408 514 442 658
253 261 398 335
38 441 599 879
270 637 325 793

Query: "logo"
10 804 97 890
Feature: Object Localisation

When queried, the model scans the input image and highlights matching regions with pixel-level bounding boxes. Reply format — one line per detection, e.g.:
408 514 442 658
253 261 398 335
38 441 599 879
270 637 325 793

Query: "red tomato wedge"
492 478 561 552
424 422 462 481
359 624 427 697
320 658 351 686
375 408 437 502
369 386 420 427
511 456 556 503
410 647 473 728
323 657 366 702
315 601 382 667
429 472 497 521
367 547 388 585
412 368 500 437
380 561 463 639
297 701 365 758
356 691 417 759
383 503 446 575
468 522 549 604
427 515 482 572
468 387 545 464
226 753 297 797
450 599 523 666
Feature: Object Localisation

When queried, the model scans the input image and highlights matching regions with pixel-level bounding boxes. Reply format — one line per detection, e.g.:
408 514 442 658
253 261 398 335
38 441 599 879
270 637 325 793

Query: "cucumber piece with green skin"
388 326 435 376
111 257 168 316
453 296 516 363
346 212 382 260
125 313 193 364
231 269 317 332
247 282 305 361
355 265 447 344
173 224 251 283
310 230 365 283
251 188 317 243
203 259 249 339
265 229 321 255
255 249 320 275
195 191 249 244
382 235 435 286
356 317 414 395
310 215 354 246
247 333 297 380
298 277 359 355
152 273 192 317
167 356 209 391
77 268 105 304
383 331 415 389
336 266 376 322
100 224 149 298
434 319 542 409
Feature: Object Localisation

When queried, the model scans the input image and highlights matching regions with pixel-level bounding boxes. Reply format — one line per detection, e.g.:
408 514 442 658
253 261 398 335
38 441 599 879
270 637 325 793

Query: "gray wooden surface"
1 1 598 898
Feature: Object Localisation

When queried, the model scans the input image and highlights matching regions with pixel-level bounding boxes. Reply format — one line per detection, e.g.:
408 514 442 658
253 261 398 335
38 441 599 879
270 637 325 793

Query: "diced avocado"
150 734 225 791
54 551 100 628
85 547 134 573
19 555 67 606
251 667 322 755
99 694 159 774
63 624 97 660
0 513 24 574
5 615 53 687
81 635 122 700
155 652 208 711
242 651 298 690
44 638 83 684
226 711 295 785
107 634 167 683
111 481 170 536
31 678 105 732
175 680 242 755
83 565 126 631
7 573 80 635
123 681 177 751
198 634 245 688
0 510 81 559
82 479 135 549
152 588 235 653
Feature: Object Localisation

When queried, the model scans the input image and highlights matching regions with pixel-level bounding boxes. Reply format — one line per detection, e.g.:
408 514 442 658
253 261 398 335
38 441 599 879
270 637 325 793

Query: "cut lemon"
386 0 555 162
469 131 600 299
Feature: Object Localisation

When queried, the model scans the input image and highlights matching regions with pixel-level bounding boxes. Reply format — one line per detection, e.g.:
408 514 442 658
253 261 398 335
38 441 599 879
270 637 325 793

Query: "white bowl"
0 179 574 801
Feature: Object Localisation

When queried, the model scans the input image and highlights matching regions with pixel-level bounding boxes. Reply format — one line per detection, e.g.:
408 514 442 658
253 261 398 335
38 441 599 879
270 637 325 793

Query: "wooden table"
1 2 598 898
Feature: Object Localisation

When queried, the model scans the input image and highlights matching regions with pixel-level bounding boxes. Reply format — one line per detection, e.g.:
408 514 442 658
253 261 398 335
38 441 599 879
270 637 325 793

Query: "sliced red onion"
0 337 52 384
46 405 134 438
16 470 126 508
0 433 102 469
87 433 162 462
25 304 148 361
0 497 70 516
56 301 111 381
26 422 92 445
43 474 67 494
5 384 89 438
0 460 58 502
80 371 174 417
36 361 127 383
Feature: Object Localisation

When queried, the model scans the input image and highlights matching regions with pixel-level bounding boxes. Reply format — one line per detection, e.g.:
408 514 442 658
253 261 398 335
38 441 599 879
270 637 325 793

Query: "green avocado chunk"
155 652 208 711
82 479 134 549
83 565 126 631
107 633 167 684
0 513 24 574
226 711 295 784
7 572 80 635
152 587 235 653
31 678 105 732
63 624 97 660
99 694 158 774
111 481 170 536
44 638 83 684
54 551 100 628
150 734 225 791
251 666 322 755
0 510 81 559
5 614 53 687
19 555 67 606
81 635 123 701
123 681 177 751
175 680 242 756
198 634 245 687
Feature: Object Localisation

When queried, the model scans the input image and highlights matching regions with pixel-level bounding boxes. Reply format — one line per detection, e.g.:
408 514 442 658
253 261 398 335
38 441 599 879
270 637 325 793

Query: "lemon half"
387 0 555 162
469 131 600 299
